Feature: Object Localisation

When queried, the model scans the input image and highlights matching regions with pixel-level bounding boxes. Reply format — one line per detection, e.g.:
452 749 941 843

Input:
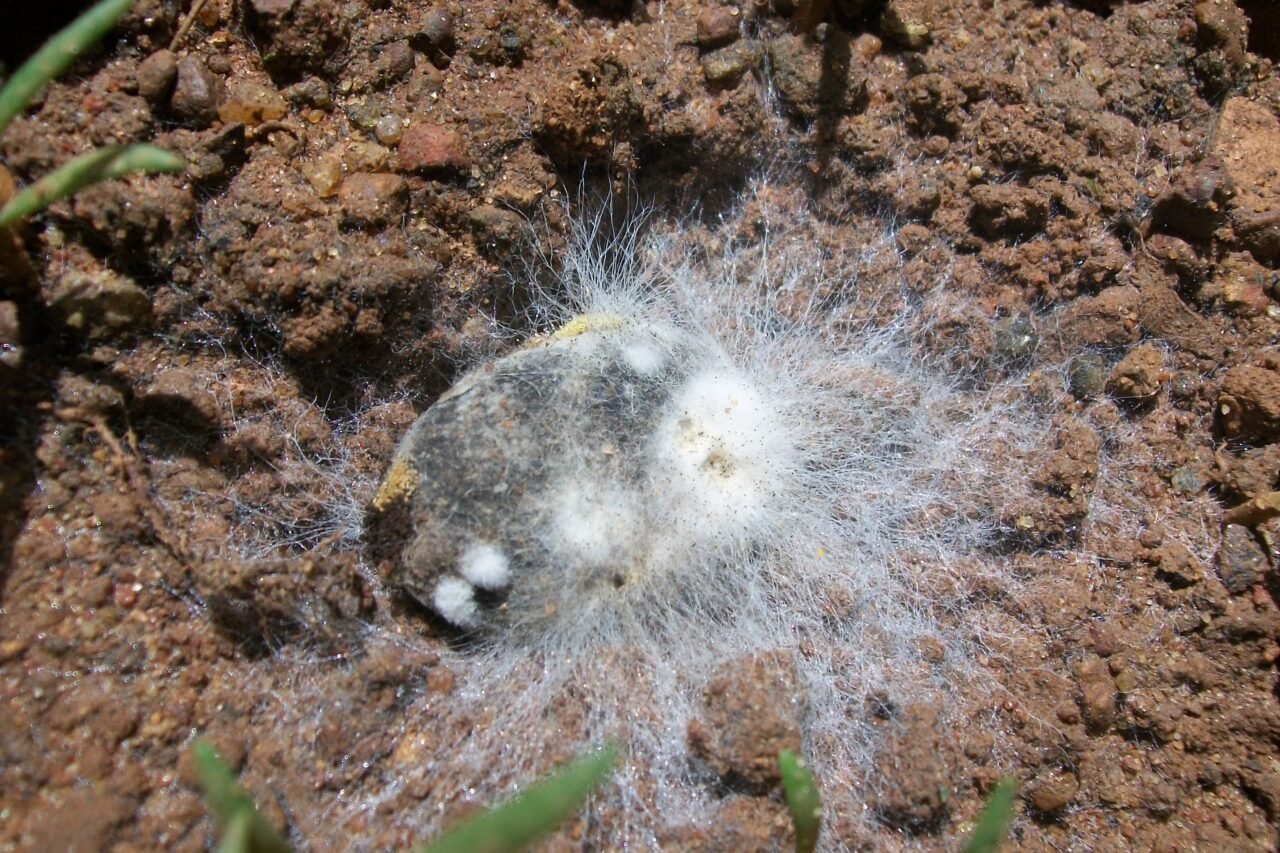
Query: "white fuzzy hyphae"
350 187 1047 847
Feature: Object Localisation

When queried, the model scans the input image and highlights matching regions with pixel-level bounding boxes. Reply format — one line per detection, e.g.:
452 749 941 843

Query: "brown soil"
2 0 1280 850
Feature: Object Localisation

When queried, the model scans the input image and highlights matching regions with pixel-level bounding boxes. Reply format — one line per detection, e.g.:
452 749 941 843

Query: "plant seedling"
0 0 183 227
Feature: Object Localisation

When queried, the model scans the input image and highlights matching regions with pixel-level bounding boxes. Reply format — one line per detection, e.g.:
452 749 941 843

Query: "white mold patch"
432 577 480 628
650 367 797 545
621 340 665 375
458 542 511 590
549 482 641 567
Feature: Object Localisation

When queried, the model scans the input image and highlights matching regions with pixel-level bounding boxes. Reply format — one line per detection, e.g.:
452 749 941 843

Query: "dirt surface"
2 0 1280 850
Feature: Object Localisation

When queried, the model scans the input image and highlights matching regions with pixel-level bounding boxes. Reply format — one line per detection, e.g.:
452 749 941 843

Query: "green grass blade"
963 776 1017 853
779 749 821 853
0 143 183 227
421 745 619 853
0 0 135 138
192 739 292 853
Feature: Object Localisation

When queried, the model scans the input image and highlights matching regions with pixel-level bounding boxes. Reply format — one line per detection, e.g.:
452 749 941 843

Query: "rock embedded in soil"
170 55 223 125
137 368 224 433
136 49 178 104
1216 524 1269 595
767 34 866 119
1211 97 1280 263
969 184 1049 240
687 652 804 791
218 78 289 126
696 8 740 49
880 0 935 49
1217 364 1280 445
702 42 760 86
397 123 469 172
46 265 152 339
338 172 408 227
1074 654 1117 732
409 7 455 64
1068 353 1108 400
1151 157 1234 242
1106 343 1165 407
1027 768 1081 815
1056 285 1141 350
374 40 415 86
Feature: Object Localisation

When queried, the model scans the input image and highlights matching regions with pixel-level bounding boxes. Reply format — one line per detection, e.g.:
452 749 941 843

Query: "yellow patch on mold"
550 313 627 340
373 456 419 511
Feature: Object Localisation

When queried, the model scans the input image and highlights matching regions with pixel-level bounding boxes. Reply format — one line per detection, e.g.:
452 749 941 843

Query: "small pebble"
696 8 740 49
397 123 469 172
339 173 409 227
170 56 223 124
1068 353 1107 400
136 49 177 104
375 115 405 146
302 156 344 197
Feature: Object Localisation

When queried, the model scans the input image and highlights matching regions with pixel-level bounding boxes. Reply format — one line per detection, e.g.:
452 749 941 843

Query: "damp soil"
3 0 1280 850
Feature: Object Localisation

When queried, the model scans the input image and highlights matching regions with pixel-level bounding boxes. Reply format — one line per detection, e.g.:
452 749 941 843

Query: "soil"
2 0 1280 850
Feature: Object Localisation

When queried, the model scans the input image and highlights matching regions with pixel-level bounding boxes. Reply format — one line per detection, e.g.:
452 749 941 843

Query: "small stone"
47 266 151 338
374 114 405 146
346 99 384 131
992 315 1038 363
170 56 223 124
701 41 759 85
1169 465 1204 495
881 0 935 49
468 204 525 247
412 7 456 58
284 76 332 108
338 173 408 227
1068 353 1107 400
1027 770 1080 814
136 49 178 104
1217 524 1269 595
696 8 740 49
375 40 415 85
397 123 469 172
342 140 392 173
1106 343 1165 406
218 78 288 126
497 23 531 63
1074 654 1116 732
301 156 343 197
491 173 547 210
1113 669 1138 693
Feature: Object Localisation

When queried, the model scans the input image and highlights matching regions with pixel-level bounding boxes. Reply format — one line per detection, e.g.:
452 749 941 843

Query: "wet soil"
2 0 1280 850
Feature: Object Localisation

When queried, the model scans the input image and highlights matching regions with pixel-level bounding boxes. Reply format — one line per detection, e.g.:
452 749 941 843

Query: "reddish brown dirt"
2 0 1280 850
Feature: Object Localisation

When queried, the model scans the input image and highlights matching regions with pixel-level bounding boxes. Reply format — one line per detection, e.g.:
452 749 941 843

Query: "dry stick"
84 415 195 572
171 0 215 50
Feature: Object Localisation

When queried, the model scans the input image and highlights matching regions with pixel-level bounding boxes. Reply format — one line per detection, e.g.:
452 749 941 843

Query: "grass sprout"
420 744 619 853
0 0 183 227
963 776 1016 853
779 749 821 853
192 739 291 853
193 738 617 853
